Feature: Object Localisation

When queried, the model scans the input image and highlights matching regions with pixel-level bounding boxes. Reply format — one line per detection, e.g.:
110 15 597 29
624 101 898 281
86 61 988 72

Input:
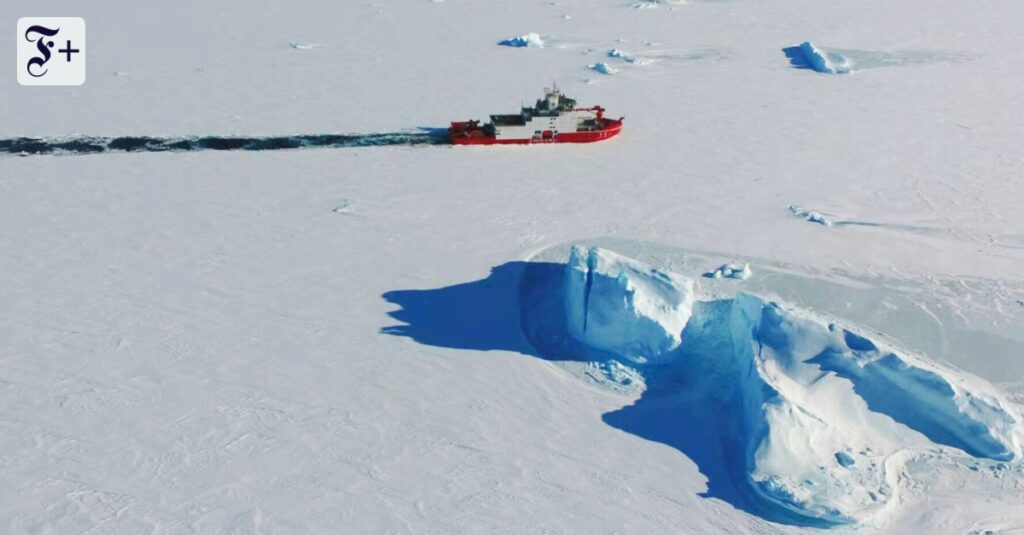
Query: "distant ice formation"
564 246 694 363
588 62 618 75
706 262 752 280
788 205 833 226
499 33 545 48
631 0 687 9
538 247 1024 526
784 42 852 74
608 49 644 64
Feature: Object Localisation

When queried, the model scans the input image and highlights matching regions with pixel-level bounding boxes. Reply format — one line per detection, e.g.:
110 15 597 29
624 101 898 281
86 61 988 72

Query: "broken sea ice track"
520 245 1024 526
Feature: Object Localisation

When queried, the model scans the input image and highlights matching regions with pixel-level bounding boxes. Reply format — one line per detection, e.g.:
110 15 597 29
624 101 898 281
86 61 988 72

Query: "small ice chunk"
788 205 833 227
608 49 645 64
787 42 852 74
585 360 646 392
706 262 752 281
589 62 618 75
499 33 545 48
564 246 695 362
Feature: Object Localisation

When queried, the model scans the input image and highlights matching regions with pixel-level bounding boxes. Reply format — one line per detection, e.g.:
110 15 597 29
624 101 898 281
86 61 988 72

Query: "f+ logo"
17 17 86 86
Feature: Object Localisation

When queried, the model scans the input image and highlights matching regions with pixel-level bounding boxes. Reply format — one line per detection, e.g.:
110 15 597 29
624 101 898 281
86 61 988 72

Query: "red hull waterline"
450 119 624 145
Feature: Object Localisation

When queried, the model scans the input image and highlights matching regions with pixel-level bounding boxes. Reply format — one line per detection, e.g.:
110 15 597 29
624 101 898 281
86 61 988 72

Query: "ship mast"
545 82 560 109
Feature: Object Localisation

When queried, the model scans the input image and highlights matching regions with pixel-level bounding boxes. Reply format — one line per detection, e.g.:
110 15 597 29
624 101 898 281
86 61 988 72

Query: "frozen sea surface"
3 0 1024 532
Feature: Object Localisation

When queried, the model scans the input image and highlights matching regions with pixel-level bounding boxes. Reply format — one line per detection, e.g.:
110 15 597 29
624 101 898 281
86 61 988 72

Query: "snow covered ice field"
3 0 1024 533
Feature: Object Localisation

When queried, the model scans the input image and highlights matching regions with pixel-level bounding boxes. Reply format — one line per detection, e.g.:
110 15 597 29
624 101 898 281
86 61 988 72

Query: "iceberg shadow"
381 262 544 357
380 257 1020 528
381 261 839 528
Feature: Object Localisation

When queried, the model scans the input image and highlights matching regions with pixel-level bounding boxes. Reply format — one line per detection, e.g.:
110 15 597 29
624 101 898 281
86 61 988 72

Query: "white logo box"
17 17 86 86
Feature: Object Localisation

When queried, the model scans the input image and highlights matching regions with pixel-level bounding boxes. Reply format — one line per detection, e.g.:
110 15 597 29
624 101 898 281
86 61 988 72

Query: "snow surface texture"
547 247 1023 526
564 246 694 363
499 32 545 48
783 42 853 74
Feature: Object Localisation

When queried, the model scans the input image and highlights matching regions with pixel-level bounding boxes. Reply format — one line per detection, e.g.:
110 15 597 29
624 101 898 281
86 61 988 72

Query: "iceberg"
588 62 618 75
534 247 1024 525
784 42 852 74
499 33 545 48
563 246 694 363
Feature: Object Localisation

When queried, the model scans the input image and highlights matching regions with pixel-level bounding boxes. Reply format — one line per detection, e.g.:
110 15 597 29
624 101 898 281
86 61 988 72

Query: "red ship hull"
450 119 623 145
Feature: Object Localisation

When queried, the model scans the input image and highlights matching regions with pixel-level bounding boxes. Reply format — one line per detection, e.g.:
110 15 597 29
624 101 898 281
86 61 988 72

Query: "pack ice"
557 247 1023 525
